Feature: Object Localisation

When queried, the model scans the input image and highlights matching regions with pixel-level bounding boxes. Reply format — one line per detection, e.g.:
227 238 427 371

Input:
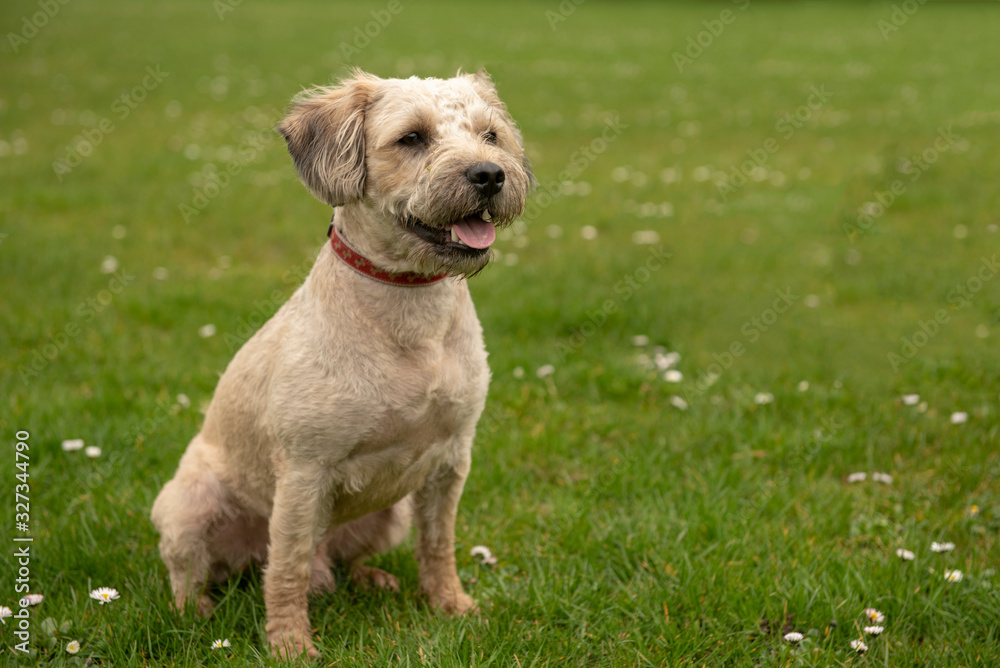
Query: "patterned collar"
328 219 448 287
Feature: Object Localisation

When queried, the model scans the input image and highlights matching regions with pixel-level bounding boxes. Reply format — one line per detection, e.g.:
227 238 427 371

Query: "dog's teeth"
481 210 492 222
451 227 459 243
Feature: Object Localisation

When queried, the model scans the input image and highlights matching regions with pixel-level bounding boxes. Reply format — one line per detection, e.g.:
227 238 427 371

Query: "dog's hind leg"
150 438 228 617
323 496 413 591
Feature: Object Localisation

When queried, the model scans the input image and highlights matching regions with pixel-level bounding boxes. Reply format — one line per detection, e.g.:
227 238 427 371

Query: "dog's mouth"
404 211 496 255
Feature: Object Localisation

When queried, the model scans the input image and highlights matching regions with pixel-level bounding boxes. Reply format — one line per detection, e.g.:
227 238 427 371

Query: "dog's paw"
268 630 318 661
351 565 400 592
432 590 478 616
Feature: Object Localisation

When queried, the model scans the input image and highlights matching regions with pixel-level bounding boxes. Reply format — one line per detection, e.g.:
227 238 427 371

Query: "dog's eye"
483 131 498 145
399 132 424 146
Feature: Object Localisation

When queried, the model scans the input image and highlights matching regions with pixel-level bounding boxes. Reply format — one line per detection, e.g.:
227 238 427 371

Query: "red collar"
329 225 448 287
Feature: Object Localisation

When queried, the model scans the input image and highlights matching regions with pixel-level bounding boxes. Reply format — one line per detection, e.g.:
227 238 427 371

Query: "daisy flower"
931 542 955 553
864 625 884 636
871 472 893 484
90 587 120 604
968 504 980 517
631 335 650 347
85 446 102 458
62 439 85 451
797 380 809 392
863 608 885 624
20 594 43 606
896 548 915 561
664 370 683 383
783 632 804 643
846 472 867 483
851 639 869 654
753 392 773 405
66 640 81 654
0 606 11 624
198 323 217 338
901 394 920 405
945 570 963 583
536 364 555 379
950 411 968 424
669 395 688 411
470 545 498 566
211 639 231 649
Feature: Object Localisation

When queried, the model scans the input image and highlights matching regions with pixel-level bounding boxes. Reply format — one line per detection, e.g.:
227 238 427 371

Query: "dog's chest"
321 338 487 521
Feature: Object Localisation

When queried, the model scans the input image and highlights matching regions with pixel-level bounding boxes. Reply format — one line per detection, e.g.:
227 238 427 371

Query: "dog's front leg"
264 469 328 660
414 455 476 615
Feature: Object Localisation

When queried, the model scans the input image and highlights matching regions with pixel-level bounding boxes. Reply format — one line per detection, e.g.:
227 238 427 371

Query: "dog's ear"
277 72 380 207
467 70 536 189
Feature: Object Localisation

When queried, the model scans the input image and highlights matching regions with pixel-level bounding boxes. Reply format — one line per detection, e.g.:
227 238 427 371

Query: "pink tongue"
452 216 496 249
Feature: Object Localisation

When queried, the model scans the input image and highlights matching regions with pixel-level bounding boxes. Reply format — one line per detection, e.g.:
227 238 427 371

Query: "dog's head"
278 69 533 277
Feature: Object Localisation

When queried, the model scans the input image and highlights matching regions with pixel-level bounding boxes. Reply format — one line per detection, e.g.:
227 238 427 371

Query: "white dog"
151 69 532 659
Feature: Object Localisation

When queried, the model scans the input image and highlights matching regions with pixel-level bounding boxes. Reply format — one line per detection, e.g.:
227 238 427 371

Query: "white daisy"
863 608 885 624
90 587 120 604
871 472 893 484
61 439 85 452
753 392 773 405
211 639 231 649
901 394 920 406
950 411 968 424
851 639 868 654
864 626 884 636
198 324 217 338
536 364 555 379
945 570 963 583
664 370 683 383
896 548 915 561
847 472 867 483
655 351 680 370
101 255 120 274
85 446 102 458
783 632 804 643
20 594 43 606
631 335 650 347
797 380 809 392
66 640 81 654
0 606 11 624
669 395 688 411
580 225 598 240
470 545 498 566
512 366 525 379
931 542 955 553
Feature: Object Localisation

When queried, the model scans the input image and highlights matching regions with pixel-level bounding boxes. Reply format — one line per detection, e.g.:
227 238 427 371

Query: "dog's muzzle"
405 161 508 256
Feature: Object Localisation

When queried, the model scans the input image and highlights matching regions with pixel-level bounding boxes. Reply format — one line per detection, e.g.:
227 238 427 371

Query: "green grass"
3 0 1000 665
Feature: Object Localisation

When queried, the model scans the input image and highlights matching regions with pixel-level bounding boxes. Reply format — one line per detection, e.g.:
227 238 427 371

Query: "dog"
151 69 532 659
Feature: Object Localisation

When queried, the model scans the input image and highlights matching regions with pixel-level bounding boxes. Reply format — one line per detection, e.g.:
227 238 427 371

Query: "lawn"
2 0 1000 665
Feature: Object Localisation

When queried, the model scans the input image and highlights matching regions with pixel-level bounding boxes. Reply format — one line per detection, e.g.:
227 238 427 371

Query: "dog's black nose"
466 162 505 197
